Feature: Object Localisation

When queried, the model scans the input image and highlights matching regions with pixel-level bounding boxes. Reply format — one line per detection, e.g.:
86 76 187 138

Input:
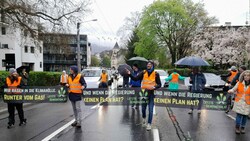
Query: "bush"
0 71 61 86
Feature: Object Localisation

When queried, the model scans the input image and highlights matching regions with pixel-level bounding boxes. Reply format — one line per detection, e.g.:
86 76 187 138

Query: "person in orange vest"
165 69 185 91
225 65 247 114
228 70 250 134
66 66 86 128
222 66 238 83
126 61 161 131
99 70 108 88
60 70 68 86
5 68 27 128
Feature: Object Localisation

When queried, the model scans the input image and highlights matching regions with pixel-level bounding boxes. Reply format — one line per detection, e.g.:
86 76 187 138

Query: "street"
0 98 249 141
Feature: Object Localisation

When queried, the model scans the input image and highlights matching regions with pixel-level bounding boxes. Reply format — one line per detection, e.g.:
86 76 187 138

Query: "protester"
123 75 130 88
130 64 141 109
127 61 161 131
66 66 87 128
228 70 250 134
60 70 68 86
19 68 29 86
5 68 27 128
99 70 108 88
165 69 185 91
221 66 238 83
225 65 247 113
188 67 206 114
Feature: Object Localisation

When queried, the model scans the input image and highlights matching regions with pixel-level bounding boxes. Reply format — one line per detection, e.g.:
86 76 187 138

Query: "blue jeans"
141 93 154 124
236 113 248 127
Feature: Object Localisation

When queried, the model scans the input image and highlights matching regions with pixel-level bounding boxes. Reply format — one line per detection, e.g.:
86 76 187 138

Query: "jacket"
189 72 206 92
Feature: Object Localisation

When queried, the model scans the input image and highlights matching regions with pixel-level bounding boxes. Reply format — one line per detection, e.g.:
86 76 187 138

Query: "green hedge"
0 71 61 86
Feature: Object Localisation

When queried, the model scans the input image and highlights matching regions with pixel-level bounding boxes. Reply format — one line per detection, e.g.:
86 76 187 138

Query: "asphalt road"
0 85 249 141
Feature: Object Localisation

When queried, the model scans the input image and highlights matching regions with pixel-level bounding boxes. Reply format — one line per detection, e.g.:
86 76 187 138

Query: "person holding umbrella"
126 61 161 131
188 67 206 114
130 64 141 109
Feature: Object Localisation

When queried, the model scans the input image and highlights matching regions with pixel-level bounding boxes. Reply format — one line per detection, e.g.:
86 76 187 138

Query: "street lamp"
77 19 97 72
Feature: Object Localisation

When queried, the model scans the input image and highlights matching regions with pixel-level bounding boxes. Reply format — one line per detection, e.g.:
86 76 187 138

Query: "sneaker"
19 119 27 126
188 110 193 114
71 121 77 127
235 126 240 134
142 118 146 127
197 110 201 114
7 123 14 129
146 124 151 131
241 127 245 134
76 122 81 128
225 110 229 114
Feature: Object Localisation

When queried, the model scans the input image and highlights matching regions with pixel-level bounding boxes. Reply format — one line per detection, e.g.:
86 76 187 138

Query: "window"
24 46 28 53
2 27 6 35
2 44 8 49
40 62 42 68
30 46 35 53
39 47 42 53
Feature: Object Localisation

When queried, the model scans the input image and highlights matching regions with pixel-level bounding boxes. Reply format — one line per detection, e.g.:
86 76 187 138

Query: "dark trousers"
131 86 140 107
7 103 25 124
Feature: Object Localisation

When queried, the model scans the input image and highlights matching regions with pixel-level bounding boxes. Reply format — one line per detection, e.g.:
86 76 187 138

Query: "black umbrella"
117 64 133 76
174 56 210 67
16 66 30 74
127 56 148 70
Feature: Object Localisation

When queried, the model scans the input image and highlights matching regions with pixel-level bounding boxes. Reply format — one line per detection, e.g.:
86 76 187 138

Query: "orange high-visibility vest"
101 73 108 83
68 74 82 94
235 82 250 105
171 73 179 83
228 71 238 82
60 74 68 83
6 77 22 94
6 77 22 87
141 70 156 90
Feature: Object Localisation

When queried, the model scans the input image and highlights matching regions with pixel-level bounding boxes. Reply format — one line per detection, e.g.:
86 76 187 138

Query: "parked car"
155 69 169 87
81 68 102 88
184 73 226 91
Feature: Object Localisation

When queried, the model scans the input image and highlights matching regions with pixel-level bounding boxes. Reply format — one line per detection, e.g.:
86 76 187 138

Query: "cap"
230 66 236 71
239 65 247 71
70 66 78 73
9 68 17 74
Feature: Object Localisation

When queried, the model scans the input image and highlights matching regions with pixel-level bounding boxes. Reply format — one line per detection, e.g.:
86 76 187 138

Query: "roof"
113 42 119 49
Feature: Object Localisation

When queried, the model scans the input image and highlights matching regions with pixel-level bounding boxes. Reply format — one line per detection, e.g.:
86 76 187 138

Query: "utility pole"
76 19 97 73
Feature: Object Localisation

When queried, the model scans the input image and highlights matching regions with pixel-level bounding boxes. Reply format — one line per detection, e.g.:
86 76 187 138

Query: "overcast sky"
79 0 249 47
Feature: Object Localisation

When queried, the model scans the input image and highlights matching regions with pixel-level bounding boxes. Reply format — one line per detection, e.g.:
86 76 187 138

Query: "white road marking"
41 119 75 141
226 114 236 120
153 129 160 141
41 104 97 141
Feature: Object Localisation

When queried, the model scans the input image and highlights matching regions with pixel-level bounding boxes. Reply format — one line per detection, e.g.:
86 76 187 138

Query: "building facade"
111 42 125 69
40 33 91 72
0 22 43 71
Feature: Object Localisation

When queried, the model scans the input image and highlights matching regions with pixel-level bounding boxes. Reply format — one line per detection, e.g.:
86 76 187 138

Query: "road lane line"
153 129 160 141
226 114 236 120
41 88 117 141
41 104 97 141
41 119 75 141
